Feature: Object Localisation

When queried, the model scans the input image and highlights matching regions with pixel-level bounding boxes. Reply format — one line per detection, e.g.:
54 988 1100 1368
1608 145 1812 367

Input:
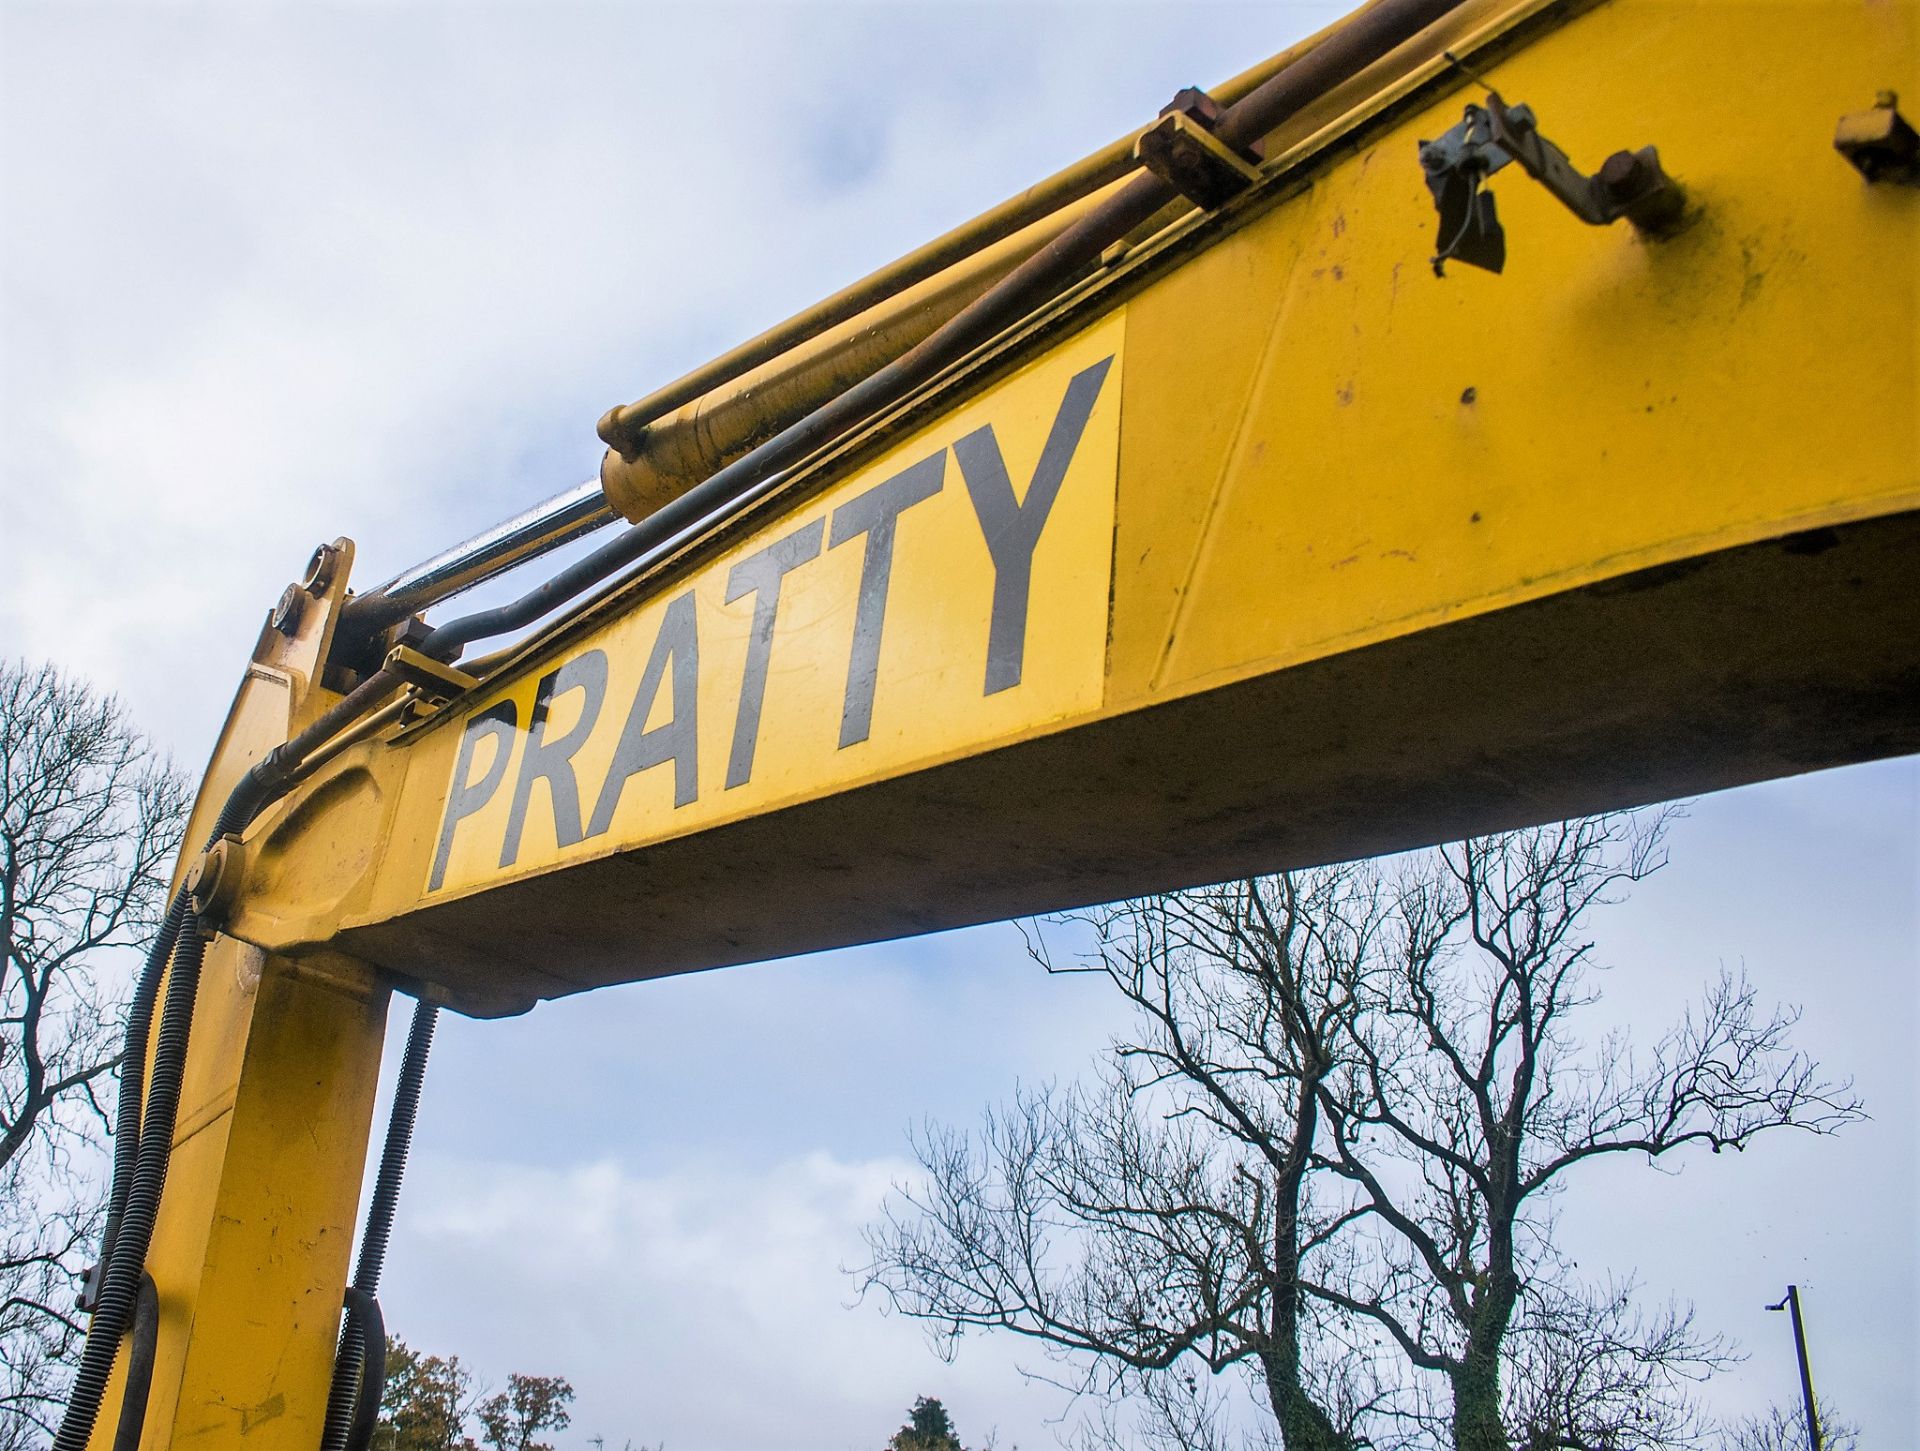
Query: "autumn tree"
0 660 188 1445
476 1372 573 1451
863 813 1861 1451
375 1338 481 1451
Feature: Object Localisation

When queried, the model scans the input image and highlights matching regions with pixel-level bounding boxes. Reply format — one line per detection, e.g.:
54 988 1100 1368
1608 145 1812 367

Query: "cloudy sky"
2 2 1914 1448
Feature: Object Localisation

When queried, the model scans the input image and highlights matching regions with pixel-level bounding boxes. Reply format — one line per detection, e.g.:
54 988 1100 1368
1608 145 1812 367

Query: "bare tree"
1309 814 1861 1451
0 660 189 1442
862 868 1402 1451
862 814 1862 1451
1484 1279 1728 1450
1717 1402 1858 1451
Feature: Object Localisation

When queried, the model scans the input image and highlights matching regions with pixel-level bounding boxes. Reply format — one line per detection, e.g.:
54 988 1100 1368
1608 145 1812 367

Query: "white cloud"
0 0 1300 754
386 1148 1075 1451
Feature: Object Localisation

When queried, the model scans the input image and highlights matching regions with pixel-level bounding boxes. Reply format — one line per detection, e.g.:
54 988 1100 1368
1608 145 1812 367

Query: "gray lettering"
827 451 945 748
429 700 519 891
586 591 701 834
724 518 825 789
499 649 609 868
952 355 1113 695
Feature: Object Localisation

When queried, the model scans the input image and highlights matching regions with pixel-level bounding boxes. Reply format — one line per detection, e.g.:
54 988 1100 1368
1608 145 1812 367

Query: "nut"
1597 149 1648 198
186 835 243 919
270 584 305 636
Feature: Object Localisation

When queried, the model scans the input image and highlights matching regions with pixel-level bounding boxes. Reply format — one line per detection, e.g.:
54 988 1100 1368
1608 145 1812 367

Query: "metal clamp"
187 834 245 921
385 644 480 703
1136 88 1264 210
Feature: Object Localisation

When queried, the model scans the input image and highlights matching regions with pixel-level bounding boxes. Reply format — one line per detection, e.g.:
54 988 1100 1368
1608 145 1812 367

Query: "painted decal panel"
427 311 1124 897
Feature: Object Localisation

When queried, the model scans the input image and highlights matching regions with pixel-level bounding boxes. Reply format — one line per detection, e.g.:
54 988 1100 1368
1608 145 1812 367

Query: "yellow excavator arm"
59 0 1917 1444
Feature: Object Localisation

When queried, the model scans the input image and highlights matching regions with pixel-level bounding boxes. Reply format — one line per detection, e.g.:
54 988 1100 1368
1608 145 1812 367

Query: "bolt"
1160 86 1225 128
271 584 305 636
1598 149 1650 200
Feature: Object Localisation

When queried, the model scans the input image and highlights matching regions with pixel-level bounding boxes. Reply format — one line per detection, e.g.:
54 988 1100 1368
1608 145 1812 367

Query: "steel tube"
417 0 1466 665
343 479 615 636
341 0 1428 647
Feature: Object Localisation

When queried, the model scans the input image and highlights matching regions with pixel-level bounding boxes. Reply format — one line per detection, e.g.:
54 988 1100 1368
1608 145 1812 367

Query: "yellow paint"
428 311 1124 898
87 513 389 1448
105 951 386 1451
215 0 1920 976
1106 0 1920 706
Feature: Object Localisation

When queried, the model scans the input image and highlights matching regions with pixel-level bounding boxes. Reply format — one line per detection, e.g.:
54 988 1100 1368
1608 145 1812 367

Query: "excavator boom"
63 0 1918 1444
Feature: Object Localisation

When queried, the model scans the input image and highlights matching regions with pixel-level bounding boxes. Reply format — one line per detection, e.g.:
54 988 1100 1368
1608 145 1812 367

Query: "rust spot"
1460 386 1477 405
1470 512 1483 523
1336 382 1355 406
1331 264 1345 281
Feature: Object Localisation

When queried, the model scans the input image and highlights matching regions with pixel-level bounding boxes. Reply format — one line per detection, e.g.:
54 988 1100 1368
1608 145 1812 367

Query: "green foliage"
888 1396 963 1451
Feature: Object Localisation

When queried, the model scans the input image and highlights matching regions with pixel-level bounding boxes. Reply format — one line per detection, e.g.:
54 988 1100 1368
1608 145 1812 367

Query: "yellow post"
93 947 389 1449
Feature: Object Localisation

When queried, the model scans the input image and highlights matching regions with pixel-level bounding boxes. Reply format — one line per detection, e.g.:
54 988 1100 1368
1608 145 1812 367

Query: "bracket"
1418 92 1685 275
1834 92 1920 185
1137 88 1264 210
385 644 479 703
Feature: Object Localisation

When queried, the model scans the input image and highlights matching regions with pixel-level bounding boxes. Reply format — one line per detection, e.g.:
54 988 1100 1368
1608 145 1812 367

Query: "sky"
1 2 1915 1448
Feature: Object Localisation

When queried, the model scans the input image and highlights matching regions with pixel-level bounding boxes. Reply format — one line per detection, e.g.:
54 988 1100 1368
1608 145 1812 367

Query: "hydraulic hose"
56 750 330 1449
319 1000 439 1451
109 1275 160 1451
418 0 1464 664
343 1291 387 1451
85 892 188 1316
53 910 208 1451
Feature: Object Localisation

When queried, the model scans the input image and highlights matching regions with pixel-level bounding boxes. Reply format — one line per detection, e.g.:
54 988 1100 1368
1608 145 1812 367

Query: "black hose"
84 891 188 1317
79 749 287 1311
343 1289 387 1451
54 911 208 1451
319 1000 439 1451
109 1275 160 1451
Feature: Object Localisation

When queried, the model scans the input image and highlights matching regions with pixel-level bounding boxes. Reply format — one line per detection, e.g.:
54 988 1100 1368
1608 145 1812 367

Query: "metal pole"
341 478 615 636
1768 1285 1824 1451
